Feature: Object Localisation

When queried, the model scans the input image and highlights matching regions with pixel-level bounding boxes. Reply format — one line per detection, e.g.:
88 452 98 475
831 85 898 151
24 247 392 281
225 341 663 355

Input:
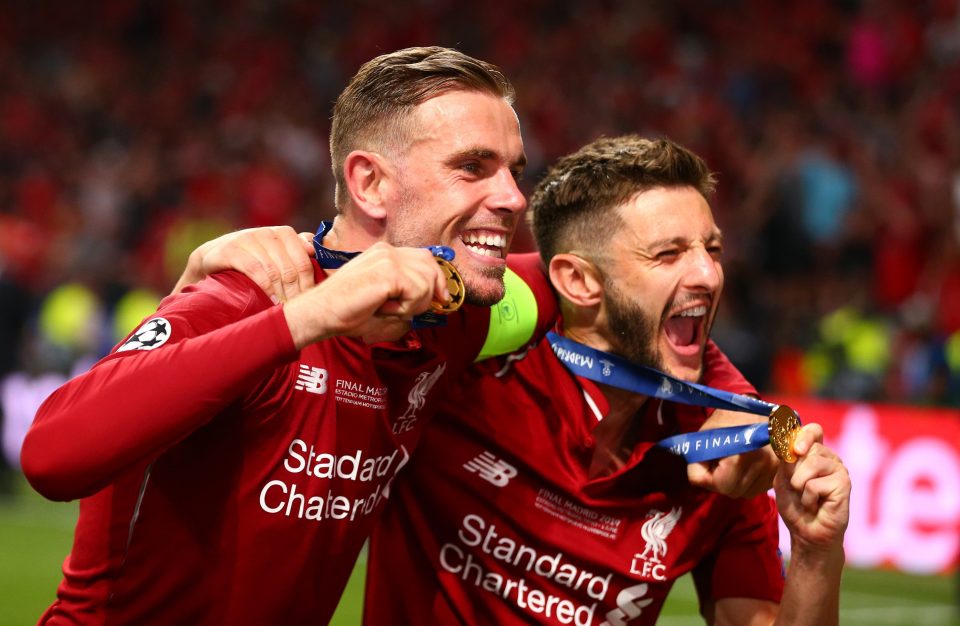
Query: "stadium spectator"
0 0 960 482
0 1 956 407
1 1 956 407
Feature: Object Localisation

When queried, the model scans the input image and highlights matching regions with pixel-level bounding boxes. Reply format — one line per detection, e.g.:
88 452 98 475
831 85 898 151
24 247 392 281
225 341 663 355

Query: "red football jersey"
24 254 556 625
365 339 785 625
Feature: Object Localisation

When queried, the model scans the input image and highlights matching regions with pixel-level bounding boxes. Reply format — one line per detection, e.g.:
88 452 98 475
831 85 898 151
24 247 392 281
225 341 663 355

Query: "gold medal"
430 257 466 314
769 405 802 463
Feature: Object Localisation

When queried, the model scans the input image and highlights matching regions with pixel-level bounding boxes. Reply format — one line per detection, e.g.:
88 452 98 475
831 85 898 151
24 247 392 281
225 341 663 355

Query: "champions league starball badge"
117 317 172 352
769 405 802 463
430 257 465 314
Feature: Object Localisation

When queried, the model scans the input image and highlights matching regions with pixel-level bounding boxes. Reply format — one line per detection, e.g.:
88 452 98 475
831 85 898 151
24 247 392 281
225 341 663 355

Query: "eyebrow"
644 229 724 249
446 148 528 171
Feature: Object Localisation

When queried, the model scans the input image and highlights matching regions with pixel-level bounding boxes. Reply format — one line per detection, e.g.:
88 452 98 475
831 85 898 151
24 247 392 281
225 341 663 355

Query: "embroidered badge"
117 318 172 352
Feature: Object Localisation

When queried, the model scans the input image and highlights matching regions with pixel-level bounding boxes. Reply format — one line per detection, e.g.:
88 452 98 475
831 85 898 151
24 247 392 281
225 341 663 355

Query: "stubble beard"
603 278 666 373
389 193 508 308
464 265 506 307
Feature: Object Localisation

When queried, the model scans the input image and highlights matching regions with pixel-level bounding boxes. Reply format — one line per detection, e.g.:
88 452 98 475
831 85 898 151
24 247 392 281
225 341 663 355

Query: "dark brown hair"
529 135 716 263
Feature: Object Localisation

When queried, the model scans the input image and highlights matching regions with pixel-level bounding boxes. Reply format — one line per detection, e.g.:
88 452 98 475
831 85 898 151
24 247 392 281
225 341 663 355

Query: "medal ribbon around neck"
545 331 802 462
312 221 465 328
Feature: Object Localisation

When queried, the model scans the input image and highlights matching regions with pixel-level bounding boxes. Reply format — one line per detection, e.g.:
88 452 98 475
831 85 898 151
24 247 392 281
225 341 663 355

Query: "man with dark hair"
364 135 850 625
21 46 550 625
530 136 721 383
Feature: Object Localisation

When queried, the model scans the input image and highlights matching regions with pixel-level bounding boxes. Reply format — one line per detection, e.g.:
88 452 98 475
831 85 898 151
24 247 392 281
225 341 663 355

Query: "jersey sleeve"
702 340 757 396
475 252 557 361
691 494 785 605
20 271 299 501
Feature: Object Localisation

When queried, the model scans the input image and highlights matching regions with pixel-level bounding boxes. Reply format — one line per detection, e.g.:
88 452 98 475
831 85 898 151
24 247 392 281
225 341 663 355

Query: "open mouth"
663 304 708 356
461 230 507 259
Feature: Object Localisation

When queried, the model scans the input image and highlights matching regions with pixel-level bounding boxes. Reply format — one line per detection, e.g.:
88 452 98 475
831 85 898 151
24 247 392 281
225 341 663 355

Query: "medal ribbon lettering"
312 221 465 328
545 332 801 462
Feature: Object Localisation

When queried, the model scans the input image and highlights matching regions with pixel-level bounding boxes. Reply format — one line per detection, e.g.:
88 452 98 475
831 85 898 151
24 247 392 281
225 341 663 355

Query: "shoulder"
143 270 276 340
505 253 553 307
506 252 546 281
702 341 757 397
161 270 274 319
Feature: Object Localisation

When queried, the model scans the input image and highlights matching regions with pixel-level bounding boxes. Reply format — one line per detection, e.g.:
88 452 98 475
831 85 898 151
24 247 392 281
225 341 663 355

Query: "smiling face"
386 90 527 306
601 186 724 382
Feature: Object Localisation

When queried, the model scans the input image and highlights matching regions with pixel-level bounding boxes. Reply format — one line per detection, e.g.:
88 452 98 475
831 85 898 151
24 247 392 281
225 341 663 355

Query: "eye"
510 168 524 182
656 249 680 261
460 161 481 175
707 243 724 259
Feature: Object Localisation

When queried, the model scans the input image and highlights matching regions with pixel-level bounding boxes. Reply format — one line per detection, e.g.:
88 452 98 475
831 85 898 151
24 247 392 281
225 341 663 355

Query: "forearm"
21 307 297 500
775 542 845 626
771 425 850 626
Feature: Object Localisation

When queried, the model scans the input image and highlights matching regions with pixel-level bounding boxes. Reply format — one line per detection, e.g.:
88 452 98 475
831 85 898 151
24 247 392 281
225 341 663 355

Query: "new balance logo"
464 451 517 487
295 365 328 394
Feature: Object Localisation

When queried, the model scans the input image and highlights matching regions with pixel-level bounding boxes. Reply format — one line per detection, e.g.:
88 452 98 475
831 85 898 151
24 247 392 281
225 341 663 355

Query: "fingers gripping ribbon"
312 221 465 328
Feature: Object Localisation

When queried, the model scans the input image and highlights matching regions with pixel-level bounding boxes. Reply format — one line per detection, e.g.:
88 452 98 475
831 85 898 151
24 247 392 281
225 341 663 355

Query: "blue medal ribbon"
311 221 359 268
545 331 794 463
312 221 454 328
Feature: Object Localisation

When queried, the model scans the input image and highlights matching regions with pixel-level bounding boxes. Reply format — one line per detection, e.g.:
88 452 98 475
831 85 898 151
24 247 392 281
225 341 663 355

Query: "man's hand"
173 226 316 301
708 425 850 626
759 423 849 626
775 423 850 551
687 409 779 498
282 242 451 348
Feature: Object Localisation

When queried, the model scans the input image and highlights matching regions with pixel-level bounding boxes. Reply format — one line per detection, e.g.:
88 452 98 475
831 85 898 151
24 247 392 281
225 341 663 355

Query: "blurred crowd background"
1 0 960 430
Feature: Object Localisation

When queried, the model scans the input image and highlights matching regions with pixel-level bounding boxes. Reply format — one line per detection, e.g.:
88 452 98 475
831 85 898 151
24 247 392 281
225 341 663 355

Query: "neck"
561 316 649 414
323 213 387 251
560 317 650 429
559 313 654 477
587 384 650 478
561 305 616 354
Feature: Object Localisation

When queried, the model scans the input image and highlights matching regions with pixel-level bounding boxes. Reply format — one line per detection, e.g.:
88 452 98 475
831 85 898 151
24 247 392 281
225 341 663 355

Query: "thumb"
299 232 316 255
687 462 714 489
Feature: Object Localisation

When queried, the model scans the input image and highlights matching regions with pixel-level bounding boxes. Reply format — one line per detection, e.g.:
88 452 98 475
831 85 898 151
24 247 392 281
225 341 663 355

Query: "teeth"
678 306 707 317
462 232 505 248
465 244 500 258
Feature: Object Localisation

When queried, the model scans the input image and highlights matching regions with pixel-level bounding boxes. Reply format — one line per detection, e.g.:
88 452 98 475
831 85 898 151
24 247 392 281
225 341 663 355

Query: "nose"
686 246 723 292
489 167 526 214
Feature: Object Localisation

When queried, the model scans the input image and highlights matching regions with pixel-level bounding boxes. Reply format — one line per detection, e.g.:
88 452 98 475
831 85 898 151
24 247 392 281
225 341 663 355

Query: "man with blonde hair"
23 46 547 626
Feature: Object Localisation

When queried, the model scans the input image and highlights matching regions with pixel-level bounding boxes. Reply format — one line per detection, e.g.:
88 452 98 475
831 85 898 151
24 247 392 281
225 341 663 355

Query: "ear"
342 150 396 220
548 253 604 307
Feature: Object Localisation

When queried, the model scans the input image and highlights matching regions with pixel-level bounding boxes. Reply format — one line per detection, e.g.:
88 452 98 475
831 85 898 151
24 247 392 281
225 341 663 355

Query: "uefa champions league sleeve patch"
117 317 172 352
